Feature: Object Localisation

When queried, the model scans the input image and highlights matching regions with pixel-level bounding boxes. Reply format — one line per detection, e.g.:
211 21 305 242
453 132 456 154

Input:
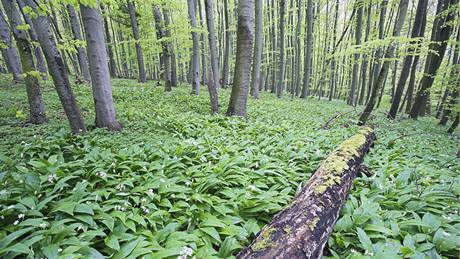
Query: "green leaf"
218 237 241 258
42 244 59 259
356 227 374 253
52 201 76 216
105 235 120 251
0 226 35 249
74 204 94 215
200 227 221 243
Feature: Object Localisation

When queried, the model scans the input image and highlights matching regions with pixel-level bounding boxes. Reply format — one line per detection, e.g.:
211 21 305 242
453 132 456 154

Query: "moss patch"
252 227 277 251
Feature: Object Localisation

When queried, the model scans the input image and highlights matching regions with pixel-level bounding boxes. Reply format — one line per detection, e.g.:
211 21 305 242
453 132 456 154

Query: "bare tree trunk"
207 61 219 114
153 6 172 92
197 0 207 83
187 0 200 95
16 0 47 78
163 8 177 87
328 0 339 101
204 0 220 87
101 5 118 78
2 0 46 124
250 0 263 99
222 0 231 87
348 1 363 105
410 0 457 119
447 113 459 134
300 0 313 98
0 9 22 82
127 1 146 83
276 0 285 98
26 0 86 133
388 0 428 119
357 5 371 105
80 3 121 131
294 0 302 97
358 0 409 125
67 4 90 82
227 0 254 117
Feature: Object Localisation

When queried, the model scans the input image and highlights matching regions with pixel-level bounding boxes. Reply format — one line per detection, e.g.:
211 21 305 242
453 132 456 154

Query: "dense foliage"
0 76 458 258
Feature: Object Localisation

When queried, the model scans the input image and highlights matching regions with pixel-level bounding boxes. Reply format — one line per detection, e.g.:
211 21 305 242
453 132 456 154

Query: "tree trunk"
328 0 339 101
0 9 22 82
301 0 313 98
204 0 220 87
80 3 121 131
197 0 207 83
2 0 46 124
447 113 459 134
207 61 219 114
163 8 177 87
250 0 263 99
358 0 409 125
101 5 118 78
237 128 376 259
276 0 286 98
357 5 371 105
16 0 47 78
127 1 146 83
153 6 172 92
67 4 91 82
222 0 231 87
26 0 86 133
410 0 457 119
388 0 428 119
226 0 254 117
348 1 363 106
187 0 200 95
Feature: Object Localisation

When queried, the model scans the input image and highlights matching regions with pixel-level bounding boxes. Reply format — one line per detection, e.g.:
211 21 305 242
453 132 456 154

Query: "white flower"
147 189 154 196
200 156 207 162
18 213 25 219
116 184 126 191
13 220 19 225
39 223 47 229
248 185 257 191
351 249 357 253
48 173 57 183
443 231 451 237
141 206 150 214
364 250 374 256
185 181 191 186
171 194 175 199
141 198 147 203
179 246 193 258
58 248 62 252
97 171 107 178
7 205 14 210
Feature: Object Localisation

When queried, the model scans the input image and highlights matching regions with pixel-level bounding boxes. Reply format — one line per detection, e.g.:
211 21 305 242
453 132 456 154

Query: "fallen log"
237 127 376 259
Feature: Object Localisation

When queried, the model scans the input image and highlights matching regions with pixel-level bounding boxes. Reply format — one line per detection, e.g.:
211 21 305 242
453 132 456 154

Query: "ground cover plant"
0 76 458 258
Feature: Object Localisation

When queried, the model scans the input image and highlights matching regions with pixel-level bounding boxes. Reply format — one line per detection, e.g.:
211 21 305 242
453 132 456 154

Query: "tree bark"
153 6 172 92
348 1 363 106
0 9 22 82
67 4 91 82
204 0 220 87
127 1 146 83
447 113 459 134
80 3 121 131
207 60 219 114
222 0 231 87
410 0 457 119
26 0 86 133
163 7 177 87
2 0 46 124
101 5 118 78
237 128 376 259
250 0 263 99
358 0 409 125
187 0 200 95
226 0 254 117
388 0 428 119
276 0 286 98
300 0 313 98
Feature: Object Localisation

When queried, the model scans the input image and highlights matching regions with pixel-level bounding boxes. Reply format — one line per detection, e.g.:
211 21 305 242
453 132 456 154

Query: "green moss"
307 217 320 231
252 227 277 251
283 225 292 234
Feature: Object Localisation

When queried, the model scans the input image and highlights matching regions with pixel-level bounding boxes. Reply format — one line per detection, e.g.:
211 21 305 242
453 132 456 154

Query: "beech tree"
204 0 220 88
227 0 254 116
80 2 121 131
187 0 200 95
0 7 21 82
1 0 46 124
127 1 146 83
250 0 263 99
67 4 90 82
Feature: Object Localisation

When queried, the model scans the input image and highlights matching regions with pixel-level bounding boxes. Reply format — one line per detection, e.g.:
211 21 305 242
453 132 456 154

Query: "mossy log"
237 127 376 259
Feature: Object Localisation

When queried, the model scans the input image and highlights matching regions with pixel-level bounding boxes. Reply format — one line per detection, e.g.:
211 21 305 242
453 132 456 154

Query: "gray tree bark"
0 8 21 82
226 0 254 117
187 0 200 95
347 1 363 106
163 7 177 87
2 0 46 124
80 3 121 131
358 0 409 125
204 0 220 87
127 1 146 83
300 0 313 98
67 4 90 82
25 0 86 133
222 0 231 87
250 0 263 99
153 6 172 92
276 0 286 98
101 4 118 78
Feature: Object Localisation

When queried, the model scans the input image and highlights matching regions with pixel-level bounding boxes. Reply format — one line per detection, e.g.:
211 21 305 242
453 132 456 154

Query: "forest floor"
0 76 459 258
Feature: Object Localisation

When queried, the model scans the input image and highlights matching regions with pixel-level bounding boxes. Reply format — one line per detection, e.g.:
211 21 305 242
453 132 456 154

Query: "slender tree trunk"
294 0 302 97
276 0 285 98
187 0 200 95
102 5 118 78
163 8 177 87
348 1 364 105
16 0 47 78
301 0 313 98
2 0 46 124
26 0 86 133
67 4 91 82
447 113 459 134
388 0 428 119
80 3 121 131
358 0 409 125
222 0 231 87
357 5 371 105
0 10 22 82
328 0 339 101
207 60 219 114
197 0 207 83
227 0 254 116
250 0 263 99
127 1 146 83
153 6 172 91
410 0 457 119
204 0 220 87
